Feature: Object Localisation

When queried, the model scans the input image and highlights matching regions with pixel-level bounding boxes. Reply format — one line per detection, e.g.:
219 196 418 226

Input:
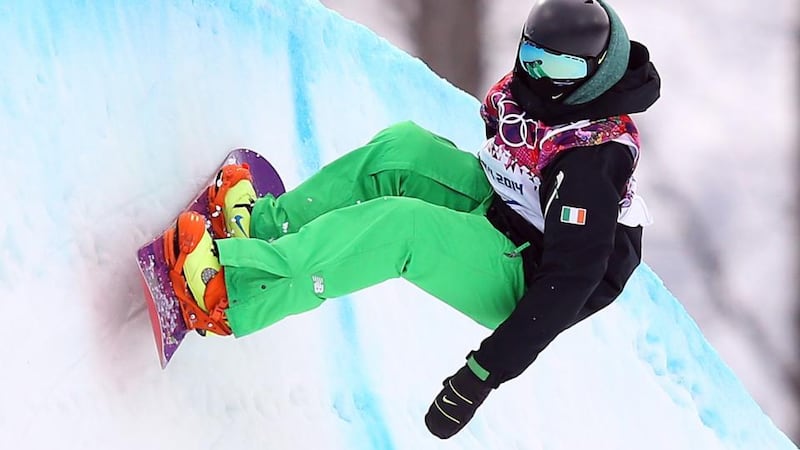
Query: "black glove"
424 365 492 439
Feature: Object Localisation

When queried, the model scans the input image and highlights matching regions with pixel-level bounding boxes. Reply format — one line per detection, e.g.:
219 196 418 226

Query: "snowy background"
322 0 800 439
0 0 797 449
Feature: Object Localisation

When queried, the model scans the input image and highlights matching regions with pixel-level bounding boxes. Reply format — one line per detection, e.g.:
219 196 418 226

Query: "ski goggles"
518 39 590 81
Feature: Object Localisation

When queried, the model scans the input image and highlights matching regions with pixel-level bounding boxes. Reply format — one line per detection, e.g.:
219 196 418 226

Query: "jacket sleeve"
470 143 634 387
480 72 514 139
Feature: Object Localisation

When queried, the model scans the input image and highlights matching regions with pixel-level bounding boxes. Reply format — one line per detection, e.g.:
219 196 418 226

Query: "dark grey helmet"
522 0 611 58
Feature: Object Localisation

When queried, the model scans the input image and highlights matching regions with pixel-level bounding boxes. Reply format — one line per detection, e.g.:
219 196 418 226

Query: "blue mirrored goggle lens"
518 41 588 80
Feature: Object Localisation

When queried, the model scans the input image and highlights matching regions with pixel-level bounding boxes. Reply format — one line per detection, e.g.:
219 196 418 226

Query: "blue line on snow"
286 21 396 450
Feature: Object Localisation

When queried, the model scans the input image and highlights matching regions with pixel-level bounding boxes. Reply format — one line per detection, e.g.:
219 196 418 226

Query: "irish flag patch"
561 206 587 225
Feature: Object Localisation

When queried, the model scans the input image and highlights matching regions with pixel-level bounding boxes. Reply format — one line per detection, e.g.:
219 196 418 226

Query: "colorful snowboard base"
136 149 286 368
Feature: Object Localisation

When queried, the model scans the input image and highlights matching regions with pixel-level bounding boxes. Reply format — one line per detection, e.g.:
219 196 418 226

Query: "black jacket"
473 41 661 387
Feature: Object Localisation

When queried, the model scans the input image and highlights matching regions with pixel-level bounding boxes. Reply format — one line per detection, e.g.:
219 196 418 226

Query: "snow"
0 0 795 449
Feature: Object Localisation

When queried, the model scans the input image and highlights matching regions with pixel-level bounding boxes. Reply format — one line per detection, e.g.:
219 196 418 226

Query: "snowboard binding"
208 163 257 239
163 211 232 336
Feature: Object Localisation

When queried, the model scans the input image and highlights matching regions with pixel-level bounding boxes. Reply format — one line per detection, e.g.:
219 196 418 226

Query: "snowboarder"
164 0 660 439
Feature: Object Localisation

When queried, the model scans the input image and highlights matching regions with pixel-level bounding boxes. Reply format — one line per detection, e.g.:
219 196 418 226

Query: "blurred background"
320 0 799 442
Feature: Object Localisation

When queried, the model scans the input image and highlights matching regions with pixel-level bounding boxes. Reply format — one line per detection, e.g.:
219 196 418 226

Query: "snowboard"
136 149 286 368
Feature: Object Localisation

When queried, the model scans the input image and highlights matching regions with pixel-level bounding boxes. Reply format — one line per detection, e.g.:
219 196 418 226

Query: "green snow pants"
216 121 527 337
